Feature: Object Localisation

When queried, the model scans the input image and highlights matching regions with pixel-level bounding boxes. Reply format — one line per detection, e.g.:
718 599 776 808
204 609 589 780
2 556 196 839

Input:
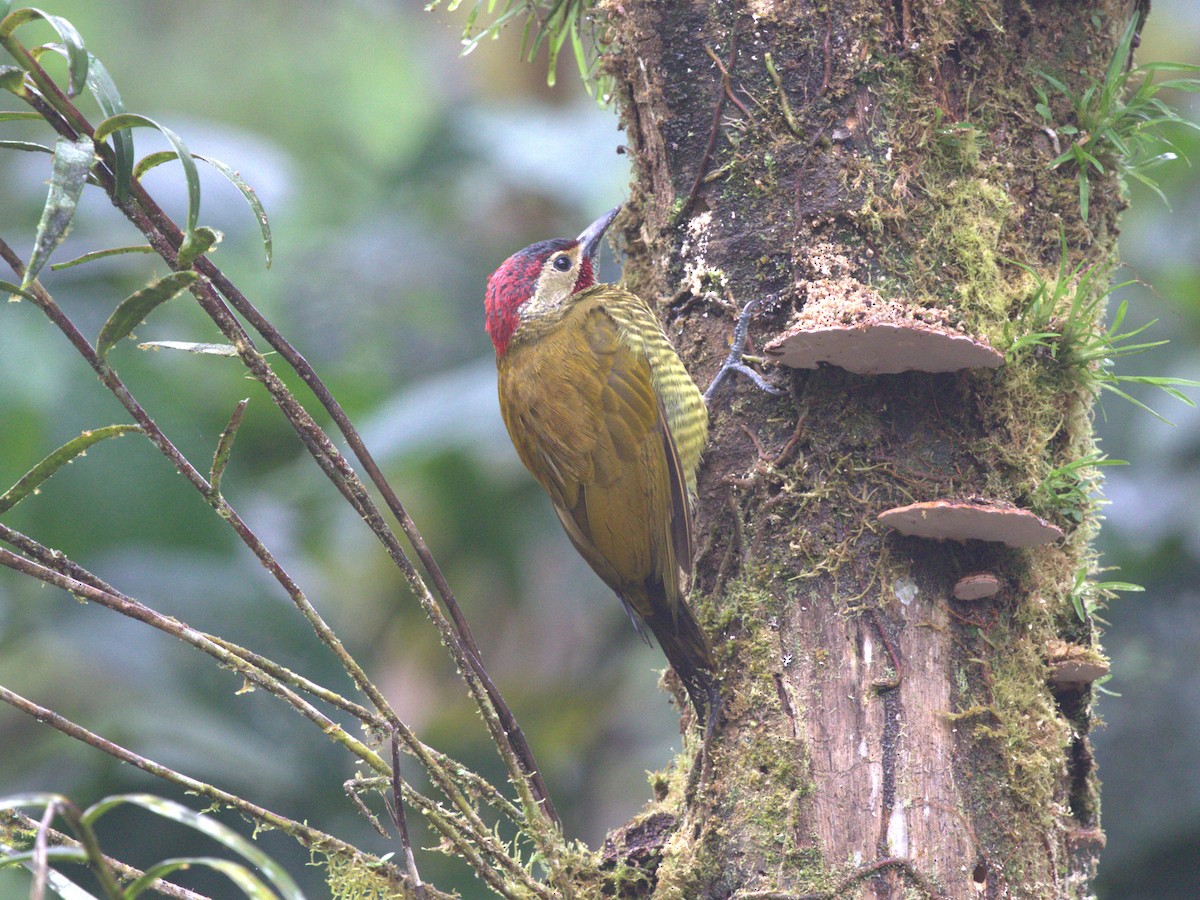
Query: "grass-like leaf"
1035 451 1127 523
34 43 134 200
0 6 88 96
0 63 26 94
135 150 273 267
1036 14 1200 220
0 791 70 811
0 277 39 301
1069 570 1144 623
94 112 200 252
22 134 94 288
0 424 142 515
127 857 280 900
95 270 199 359
81 794 305 900
1006 230 1199 422
0 109 39 120
0 138 51 153
50 244 155 270
137 339 240 356
79 52 132 200
432 0 611 97
209 398 249 499
0 851 98 900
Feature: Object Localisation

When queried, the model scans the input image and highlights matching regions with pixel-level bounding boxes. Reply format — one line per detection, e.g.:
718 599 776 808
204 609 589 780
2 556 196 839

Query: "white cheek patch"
520 261 583 323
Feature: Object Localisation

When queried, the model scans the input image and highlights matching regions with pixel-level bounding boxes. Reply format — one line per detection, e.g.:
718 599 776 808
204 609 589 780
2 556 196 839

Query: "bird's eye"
552 255 572 272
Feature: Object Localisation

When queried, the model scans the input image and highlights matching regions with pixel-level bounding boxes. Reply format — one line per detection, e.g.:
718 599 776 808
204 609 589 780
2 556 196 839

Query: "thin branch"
3 32 561 873
389 731 426 900
0 534 528 865
63 152 552 827
0 242 505 845
0 520 375 727
0 546 388 773
0 683 369 862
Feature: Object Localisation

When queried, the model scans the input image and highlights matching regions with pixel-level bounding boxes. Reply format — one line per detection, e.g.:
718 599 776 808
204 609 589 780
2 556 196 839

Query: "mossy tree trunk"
596 1 1143 897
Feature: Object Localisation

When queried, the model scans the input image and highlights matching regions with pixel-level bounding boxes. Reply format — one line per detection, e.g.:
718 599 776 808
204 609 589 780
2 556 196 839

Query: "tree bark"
597 1 1142 897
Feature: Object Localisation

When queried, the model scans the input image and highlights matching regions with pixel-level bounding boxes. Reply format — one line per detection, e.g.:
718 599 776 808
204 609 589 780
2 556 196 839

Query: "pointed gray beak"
577 205 621 261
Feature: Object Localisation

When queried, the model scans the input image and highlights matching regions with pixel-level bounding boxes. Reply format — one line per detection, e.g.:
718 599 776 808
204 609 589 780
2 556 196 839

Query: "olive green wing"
497 297 693 623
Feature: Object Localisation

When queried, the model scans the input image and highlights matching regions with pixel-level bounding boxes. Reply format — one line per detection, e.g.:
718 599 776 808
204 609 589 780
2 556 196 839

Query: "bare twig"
390 731 426 900
821 13 834 94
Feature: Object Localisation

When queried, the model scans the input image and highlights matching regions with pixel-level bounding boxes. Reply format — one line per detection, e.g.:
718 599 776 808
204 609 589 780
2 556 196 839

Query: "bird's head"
485 205 620 357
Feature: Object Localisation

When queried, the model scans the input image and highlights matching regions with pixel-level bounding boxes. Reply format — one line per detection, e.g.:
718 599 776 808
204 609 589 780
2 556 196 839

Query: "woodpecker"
485 206 719 727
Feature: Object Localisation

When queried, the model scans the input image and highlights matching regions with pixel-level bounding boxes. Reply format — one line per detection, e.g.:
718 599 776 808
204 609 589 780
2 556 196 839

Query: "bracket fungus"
877 499 1064 548
763 288 1003 375
953 572 1002 600
1046 640 1110 687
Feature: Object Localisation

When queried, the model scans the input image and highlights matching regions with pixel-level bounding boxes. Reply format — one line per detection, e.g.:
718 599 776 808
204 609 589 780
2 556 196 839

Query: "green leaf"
175 225 222 269
0 63 25 94
135 151 273 268
0 7 88 96
37 44 134 200
94 113 199 244
50 244 155 270
1093 581 1144 593
126 858 280 900
0 425 141 514
209 398 249 499
137 340 239 356
22 134 94 289
0 109 39 121
0 138 51 154
0 854 99 900
95 271 198 359
82 795 305 900
0 791 70 811
0 277 38 301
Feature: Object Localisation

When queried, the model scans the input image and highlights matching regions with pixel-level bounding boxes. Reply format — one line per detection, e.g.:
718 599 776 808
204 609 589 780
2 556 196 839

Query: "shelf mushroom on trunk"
1046 638 1111 688
876 499 1065 548
762 280 1004 376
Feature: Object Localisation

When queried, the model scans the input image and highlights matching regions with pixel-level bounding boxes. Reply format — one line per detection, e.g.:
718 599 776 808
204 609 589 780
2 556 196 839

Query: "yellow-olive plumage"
485 208 717 723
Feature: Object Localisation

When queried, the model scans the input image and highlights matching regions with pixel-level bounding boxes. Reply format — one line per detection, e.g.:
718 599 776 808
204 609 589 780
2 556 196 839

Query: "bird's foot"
703 295 787 404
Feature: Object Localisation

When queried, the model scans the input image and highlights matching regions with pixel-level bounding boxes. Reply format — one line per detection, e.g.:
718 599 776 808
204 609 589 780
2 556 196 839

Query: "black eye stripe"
552 255 572 271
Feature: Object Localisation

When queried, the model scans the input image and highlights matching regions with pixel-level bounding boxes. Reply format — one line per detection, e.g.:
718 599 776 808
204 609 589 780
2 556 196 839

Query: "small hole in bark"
972 860 987 886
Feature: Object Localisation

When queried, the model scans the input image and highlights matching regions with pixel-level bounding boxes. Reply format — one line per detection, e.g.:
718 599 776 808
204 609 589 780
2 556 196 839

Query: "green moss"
324 851 402 899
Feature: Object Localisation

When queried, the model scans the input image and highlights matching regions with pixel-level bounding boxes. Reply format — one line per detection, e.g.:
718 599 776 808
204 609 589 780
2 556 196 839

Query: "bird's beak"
577 205 621 261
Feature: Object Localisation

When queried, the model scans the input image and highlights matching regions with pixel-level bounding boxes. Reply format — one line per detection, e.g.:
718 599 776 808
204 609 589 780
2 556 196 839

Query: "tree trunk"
597 1 1141 896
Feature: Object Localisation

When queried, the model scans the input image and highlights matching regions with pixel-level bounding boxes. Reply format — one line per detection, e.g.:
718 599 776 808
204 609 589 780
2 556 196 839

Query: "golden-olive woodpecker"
485 206 719 725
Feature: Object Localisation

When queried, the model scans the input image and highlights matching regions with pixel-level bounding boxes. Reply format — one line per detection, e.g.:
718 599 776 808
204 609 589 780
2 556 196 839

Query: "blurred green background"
0 2 1196 897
